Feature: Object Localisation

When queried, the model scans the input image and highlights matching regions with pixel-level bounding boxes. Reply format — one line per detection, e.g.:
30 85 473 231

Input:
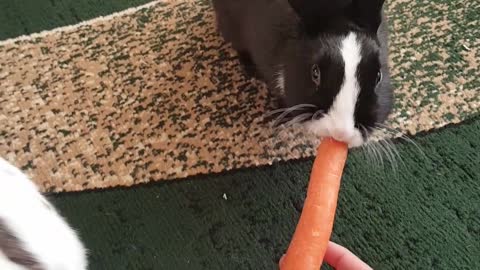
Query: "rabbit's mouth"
304 116 365 148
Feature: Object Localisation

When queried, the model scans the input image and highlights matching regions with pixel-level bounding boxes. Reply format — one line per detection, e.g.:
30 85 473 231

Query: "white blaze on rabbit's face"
306 32 364 148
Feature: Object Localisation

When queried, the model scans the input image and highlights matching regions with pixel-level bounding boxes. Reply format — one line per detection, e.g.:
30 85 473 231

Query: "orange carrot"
280 137 348 270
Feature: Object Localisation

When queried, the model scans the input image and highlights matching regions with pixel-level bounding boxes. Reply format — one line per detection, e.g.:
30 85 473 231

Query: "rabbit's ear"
350 0 385 33
287 0 353 34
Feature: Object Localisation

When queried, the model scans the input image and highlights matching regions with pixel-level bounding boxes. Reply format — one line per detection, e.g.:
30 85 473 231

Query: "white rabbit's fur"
0 157 87 270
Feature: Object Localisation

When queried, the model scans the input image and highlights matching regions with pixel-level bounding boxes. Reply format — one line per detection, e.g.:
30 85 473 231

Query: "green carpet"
50 116 479 270
1 0 479 269
0 0 151 40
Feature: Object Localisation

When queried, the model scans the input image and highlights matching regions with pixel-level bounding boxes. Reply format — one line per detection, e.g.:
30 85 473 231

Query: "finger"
279 254 285 268
324 241 372 270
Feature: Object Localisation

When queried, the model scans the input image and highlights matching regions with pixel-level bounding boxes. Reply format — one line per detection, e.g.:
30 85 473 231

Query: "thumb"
323 241 372 270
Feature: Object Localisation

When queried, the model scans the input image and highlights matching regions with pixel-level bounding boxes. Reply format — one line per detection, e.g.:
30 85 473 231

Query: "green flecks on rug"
51 116 480 270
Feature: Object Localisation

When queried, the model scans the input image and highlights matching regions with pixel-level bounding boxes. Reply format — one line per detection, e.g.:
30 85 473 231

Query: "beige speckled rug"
0 0 478 192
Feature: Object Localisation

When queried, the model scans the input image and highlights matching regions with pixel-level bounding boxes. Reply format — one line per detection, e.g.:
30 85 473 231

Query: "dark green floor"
51 117 479 270
1 1 479 269
0 0 151 40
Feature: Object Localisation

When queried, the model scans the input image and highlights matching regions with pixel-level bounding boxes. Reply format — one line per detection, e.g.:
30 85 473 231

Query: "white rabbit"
0 157 87 270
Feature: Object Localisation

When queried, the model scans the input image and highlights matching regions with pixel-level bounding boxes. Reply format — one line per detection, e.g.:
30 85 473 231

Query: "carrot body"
280 137 348 270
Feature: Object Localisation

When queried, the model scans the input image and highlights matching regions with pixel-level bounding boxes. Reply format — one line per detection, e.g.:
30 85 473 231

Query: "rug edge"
0 0 160 46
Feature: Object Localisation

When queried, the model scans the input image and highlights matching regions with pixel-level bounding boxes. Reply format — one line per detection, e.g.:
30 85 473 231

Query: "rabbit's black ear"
288 0 352 34
350 0 385 33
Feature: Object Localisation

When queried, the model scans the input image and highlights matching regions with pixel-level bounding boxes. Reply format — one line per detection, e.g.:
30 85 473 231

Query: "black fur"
212 0 393 136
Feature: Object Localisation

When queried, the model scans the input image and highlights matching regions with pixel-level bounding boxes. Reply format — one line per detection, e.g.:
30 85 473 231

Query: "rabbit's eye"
376 71 383 86
311 64 321 87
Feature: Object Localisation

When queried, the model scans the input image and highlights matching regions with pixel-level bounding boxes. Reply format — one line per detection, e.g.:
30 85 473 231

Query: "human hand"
322 241 372 270
280 241 372 270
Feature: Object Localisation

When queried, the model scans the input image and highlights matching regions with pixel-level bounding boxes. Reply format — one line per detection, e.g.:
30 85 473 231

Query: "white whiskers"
285 113 314 127
376 123 427 159
311 110 325 120
360 122 428 175
359 124 421 175
264 104 317 127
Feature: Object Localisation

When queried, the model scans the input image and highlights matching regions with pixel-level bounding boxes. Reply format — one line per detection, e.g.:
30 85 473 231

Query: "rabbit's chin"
304 118 365 148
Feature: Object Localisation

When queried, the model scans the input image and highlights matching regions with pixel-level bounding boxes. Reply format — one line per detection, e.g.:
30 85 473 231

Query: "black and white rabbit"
0 157 87 270
212 0 393 147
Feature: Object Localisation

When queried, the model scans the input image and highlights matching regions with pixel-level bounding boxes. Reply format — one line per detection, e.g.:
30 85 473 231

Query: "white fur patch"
306 32 364 148
274 68 285 95
0 158 87 270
